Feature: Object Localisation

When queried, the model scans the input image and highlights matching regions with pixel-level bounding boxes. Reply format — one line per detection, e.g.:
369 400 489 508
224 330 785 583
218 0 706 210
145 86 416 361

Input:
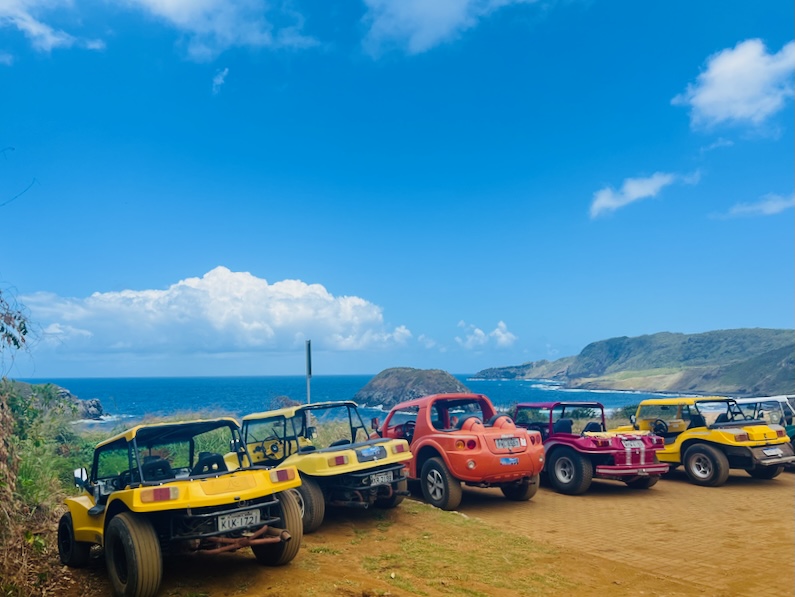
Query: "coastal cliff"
473 328 794 396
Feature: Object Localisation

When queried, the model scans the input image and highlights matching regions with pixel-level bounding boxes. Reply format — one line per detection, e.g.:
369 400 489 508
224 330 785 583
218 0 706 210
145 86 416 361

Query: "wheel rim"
690 454 713 479
425 469 445 501
554 456 574 483
290 488 305 518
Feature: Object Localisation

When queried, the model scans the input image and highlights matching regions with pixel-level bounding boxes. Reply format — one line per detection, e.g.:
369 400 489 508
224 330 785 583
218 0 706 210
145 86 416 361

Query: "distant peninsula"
472 328 794 397
354 367 469 409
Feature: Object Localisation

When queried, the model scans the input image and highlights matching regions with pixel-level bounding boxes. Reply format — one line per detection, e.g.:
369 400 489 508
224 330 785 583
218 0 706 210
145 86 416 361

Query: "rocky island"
354 367 469 409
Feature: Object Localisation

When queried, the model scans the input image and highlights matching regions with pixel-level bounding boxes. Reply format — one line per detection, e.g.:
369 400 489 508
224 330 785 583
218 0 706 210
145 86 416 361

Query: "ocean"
21 375 682 426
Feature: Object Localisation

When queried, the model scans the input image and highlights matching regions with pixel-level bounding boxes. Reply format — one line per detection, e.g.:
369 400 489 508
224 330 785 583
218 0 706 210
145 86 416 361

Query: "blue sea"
21 375 683 426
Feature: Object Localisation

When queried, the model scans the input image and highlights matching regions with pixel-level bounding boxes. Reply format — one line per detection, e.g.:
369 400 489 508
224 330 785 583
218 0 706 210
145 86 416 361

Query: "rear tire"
296 475 325 533
683 444 730 487
625 476 659 489
252 490 303 566
58 512 91 568
375 479 407 509
501 475 539 501
105 512 162 597
547 447 593 495
420 457 462 510
746 465 784 480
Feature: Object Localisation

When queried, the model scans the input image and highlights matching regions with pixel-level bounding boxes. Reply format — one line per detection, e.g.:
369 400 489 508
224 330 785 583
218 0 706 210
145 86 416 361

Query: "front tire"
683 444 730 487
252 490 303 566
501 475 539 501
105 512 162 597
295 475 325 533
625 476 659 489
375 479 407 509
548 447 593 495
58 512 91 568
746 465 784 480
420 457 462 510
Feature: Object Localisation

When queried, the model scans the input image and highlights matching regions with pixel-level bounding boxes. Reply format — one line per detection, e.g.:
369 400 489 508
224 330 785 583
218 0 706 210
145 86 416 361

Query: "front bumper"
595 463 669 478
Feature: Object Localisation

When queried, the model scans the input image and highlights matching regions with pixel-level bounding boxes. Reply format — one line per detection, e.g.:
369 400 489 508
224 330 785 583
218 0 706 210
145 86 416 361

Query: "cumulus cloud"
672 39 795 129
0 0 104 52
23 267 411 356
125 0 316 61
212 67 229 94
455 320 517 350
718 193 795 218
362 0 536 55
590 171 700 218
699 137 734 153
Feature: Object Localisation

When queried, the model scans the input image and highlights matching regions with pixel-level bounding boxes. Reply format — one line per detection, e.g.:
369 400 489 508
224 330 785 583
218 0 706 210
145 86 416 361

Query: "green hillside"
474 328 794 396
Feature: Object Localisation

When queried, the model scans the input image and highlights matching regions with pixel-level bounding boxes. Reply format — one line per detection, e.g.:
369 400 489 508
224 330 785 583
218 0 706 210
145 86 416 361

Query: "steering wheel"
402 421 416 443
259 435 283 458
652 419 669 435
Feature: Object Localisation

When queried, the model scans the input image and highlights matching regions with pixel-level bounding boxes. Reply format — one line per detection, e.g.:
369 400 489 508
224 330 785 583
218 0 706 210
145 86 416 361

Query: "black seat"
191 452 227 476
141 457 173 482
688 415 706 429
714 413 730 424
329 438 351 447
552 418 574 434
582 421 603 433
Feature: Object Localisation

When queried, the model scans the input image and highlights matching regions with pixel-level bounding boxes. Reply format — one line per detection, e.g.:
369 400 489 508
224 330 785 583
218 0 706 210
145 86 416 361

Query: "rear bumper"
595 463 669 478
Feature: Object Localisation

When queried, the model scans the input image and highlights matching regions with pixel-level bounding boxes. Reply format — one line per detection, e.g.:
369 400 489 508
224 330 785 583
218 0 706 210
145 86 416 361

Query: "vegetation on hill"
354 367 469 408
474 329 794 396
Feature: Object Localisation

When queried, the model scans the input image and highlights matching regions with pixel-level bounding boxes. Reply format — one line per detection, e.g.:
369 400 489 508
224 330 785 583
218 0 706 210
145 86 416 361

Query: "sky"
1 0 793 378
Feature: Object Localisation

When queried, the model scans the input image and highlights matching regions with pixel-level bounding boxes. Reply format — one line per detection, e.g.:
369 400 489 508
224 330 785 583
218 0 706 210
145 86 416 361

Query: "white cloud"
720 193 795 218
590 171 701 218
672 39 795 129
455 320 516 350
212 66 228 94
0 0 104 52
699 137 734 153
417 334 437 349
23 267 411 356
125 0 316 61
0 52 13 65
362 0 535 55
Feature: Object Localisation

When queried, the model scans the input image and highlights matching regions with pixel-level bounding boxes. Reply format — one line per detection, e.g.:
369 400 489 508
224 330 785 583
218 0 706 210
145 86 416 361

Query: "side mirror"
371 417 380 432
230 438 244 452
307 426 318 440
629 415 637 428
74 467 88 489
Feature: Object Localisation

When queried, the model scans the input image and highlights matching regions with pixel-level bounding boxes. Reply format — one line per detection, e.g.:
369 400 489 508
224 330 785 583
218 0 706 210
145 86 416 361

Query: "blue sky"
1 0 793 378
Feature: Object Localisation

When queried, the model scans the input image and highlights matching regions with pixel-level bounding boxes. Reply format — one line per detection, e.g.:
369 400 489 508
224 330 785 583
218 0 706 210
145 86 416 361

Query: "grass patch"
308 546 342 555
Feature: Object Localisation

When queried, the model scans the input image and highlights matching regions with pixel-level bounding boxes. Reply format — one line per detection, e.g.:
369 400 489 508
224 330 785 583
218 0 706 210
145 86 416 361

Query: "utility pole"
305 339 312 404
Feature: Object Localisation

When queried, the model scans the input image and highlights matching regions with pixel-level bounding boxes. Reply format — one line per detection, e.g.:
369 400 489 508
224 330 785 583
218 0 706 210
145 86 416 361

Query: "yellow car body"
59 418 303 597
242 401 412 533
613 397 795 486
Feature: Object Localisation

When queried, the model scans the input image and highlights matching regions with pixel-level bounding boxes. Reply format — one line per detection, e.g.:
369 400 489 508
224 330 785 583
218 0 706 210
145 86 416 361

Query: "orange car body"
374 393 545 485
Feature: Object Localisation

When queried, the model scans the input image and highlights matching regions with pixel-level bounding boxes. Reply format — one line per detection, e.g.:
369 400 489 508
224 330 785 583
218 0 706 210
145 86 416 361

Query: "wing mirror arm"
74 467 89 490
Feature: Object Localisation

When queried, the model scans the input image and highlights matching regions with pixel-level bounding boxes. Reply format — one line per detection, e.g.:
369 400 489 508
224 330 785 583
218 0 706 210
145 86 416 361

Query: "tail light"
593 438 610 448
732 432 749 442
270 468 295 483
776 429 786 438
466 439 476 450
454 439 477 450
392 443 408 454
140 487 179 503
328 455 349 467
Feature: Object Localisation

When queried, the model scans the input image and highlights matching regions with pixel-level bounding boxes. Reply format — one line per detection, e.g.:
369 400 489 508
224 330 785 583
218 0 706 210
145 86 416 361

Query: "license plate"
218 509 260 531
763 447 783 457
622 440 644 449
370 471 393 486
500 457 519 465
495 438 521 449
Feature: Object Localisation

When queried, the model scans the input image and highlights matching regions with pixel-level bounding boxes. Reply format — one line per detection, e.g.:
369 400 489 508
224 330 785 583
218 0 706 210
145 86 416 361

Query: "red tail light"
776 429 786 438
328 455 348 466
141 487 179 503
466 439 476 450
270 468 295 483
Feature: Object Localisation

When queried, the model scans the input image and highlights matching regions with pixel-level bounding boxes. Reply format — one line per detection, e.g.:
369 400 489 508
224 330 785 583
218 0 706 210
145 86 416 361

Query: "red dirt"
56 470 794 596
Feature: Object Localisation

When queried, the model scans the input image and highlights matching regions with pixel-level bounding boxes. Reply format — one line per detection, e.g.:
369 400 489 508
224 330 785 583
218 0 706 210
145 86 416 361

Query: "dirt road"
63 470 794 597
462 469 795 596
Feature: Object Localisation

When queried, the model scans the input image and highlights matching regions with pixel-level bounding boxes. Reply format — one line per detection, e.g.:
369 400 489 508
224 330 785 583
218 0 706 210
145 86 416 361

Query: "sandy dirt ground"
60 470 794 597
